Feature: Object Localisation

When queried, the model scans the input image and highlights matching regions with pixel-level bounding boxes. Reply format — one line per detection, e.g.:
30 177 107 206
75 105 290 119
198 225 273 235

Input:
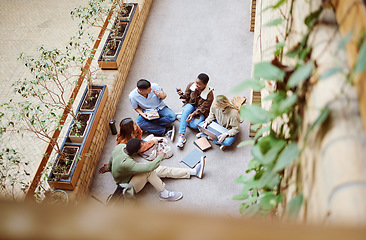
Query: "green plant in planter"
1 35 97 197
71 0 131 59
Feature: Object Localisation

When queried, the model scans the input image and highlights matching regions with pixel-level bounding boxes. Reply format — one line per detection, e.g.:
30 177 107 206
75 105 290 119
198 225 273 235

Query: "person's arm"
153 88 167 100
135 107 148 119
98 156 113 174
226 112 241 136
129 152 165 173
183 82 193 102
140 140 157 152
134 124 143 139
204 104 216 126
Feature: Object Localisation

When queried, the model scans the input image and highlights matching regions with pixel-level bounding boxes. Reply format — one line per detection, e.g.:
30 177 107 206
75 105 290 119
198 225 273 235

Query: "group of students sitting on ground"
99 73 242 201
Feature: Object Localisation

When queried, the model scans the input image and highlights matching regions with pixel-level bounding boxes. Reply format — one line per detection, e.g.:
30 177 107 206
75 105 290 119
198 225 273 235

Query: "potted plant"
68 112 93 143
80 88 102 112
71 0 139 69
7 41 95 192
51 145 79 180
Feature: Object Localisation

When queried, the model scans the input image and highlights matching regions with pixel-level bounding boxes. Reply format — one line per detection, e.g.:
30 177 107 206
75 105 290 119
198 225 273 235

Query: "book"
145 109 159 120
181 148 205 168
193 137 211 151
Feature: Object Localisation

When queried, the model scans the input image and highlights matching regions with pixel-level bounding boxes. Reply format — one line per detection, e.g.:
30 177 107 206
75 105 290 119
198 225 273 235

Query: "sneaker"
220 145 227 151
164 125 175 142
196 132 205 138
176 113 182 122
159 191 183 201
194 156 205 178
176 135 186 148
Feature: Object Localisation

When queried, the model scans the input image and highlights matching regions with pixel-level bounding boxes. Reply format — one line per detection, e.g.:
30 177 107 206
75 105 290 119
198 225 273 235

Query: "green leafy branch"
233 1 331 217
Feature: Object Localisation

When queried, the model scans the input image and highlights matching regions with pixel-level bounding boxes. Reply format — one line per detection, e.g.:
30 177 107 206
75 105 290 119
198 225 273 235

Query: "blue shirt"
129 83 167 111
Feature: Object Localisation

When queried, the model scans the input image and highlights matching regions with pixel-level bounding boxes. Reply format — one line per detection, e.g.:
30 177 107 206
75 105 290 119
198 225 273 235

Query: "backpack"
106 183 135 206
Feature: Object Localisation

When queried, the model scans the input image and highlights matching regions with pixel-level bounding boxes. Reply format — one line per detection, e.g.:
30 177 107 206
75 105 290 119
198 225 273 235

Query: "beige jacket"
205 105 241 136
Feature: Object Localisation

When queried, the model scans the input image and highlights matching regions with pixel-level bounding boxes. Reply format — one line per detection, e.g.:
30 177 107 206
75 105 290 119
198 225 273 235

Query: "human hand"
153 88 165 99
158 150 166 157
186 113 194 123
176 88 183 97
98 164 108 174
141 112 149 119
153 139 159 145
218 133 228 143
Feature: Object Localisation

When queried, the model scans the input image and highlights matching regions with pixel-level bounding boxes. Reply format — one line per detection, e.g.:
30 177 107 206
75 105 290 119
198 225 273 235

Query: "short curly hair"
126 138 142 155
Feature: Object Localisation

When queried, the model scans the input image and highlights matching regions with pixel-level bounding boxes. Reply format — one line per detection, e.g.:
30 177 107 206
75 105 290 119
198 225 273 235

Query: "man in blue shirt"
129 79 176 139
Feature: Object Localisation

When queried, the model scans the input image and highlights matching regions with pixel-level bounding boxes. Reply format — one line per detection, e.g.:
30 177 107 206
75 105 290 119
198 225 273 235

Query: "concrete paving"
89 0 254 218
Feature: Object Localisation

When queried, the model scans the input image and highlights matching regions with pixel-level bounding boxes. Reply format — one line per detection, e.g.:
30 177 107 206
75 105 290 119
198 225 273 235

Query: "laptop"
198 121 229 141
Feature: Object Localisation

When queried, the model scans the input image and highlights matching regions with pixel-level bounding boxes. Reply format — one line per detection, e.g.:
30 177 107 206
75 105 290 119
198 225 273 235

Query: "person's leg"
212 134 237 146
178 104 196 135
188 114 205 130
129 171 183 201
135 114 166 136
155 166 190 179
129 171 165 193
153 106 176 126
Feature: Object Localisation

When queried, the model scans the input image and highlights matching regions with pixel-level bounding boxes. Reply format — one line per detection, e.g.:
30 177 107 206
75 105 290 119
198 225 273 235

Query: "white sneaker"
194 156 205 178
176 113 182 122
176 135 186 148
159 191 183 201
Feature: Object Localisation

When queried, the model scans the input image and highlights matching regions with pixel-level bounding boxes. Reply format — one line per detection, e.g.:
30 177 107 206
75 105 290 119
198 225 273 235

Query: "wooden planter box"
48 85 108 190
98 3 139 69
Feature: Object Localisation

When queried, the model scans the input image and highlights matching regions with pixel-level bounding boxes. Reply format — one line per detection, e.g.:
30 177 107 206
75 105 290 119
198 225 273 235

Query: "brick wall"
68 0 154 203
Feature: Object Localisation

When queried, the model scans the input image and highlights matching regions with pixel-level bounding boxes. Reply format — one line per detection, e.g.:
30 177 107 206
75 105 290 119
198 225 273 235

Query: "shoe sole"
198 156 205 179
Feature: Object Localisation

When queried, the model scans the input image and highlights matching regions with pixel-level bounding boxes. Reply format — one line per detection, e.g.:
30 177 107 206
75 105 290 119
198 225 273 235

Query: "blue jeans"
178 104 205 135
136 106 176 136
200 121 237 147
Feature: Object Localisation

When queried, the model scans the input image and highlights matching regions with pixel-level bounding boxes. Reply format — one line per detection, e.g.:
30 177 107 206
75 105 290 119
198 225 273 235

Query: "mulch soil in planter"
104 40 121 57
81 89 101 110
121 5 133 17
52 147 78 180
70 113 91 136
115 22 128 37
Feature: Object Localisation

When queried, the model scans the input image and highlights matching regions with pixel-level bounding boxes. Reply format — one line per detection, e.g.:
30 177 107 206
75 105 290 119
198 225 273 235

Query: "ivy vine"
233 0 366 218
